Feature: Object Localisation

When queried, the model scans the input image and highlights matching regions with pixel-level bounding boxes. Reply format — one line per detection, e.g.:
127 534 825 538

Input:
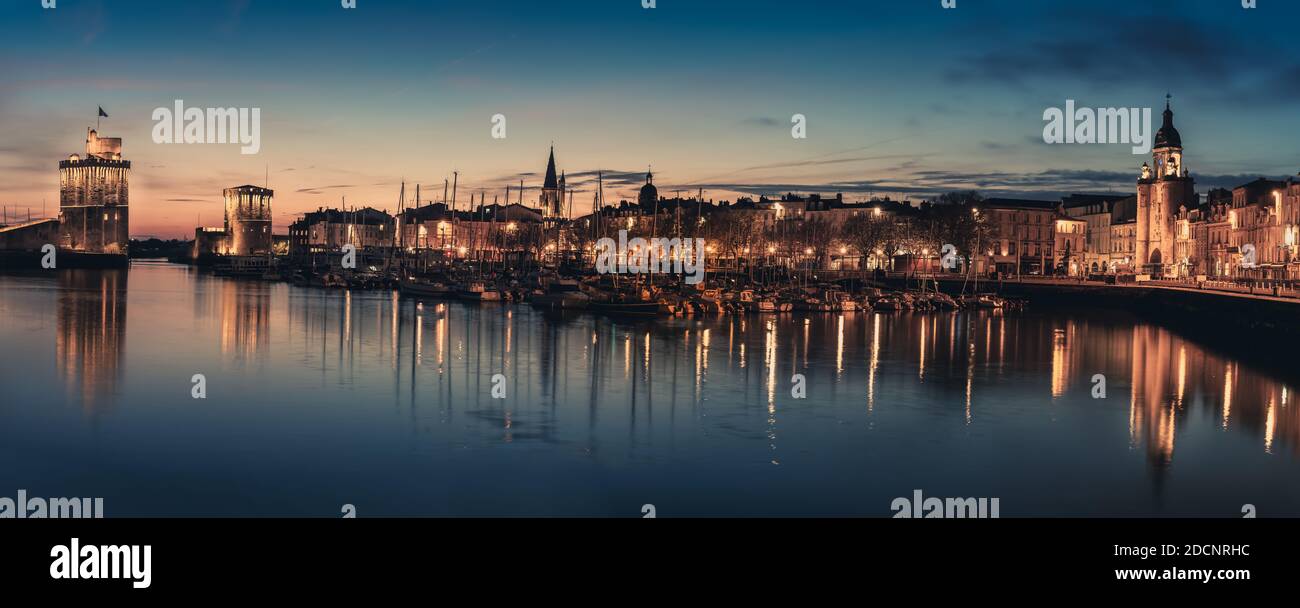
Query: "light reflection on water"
1 262 1298 516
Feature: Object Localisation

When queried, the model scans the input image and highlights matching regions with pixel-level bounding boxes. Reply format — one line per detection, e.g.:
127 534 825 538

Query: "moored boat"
399 277 454 298
738 289 777 313
530 279 590 310
456 281 502 302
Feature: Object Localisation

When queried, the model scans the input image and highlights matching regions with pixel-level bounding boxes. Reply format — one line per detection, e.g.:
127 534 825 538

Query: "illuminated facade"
288 207 395 256
192 185 274 259
1135 99 1197 276
978 198 1061 275
59 129 130 255
223 185 273 256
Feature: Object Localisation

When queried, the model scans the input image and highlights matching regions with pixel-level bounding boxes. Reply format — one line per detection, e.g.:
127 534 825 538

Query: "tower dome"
1154 97 1182 149
638 168 658 207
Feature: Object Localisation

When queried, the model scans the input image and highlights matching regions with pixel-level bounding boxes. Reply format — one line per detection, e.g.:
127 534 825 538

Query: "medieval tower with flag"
59 124 130 258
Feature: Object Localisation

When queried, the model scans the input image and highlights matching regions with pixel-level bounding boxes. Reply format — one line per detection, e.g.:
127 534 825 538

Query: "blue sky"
1 0 1297 237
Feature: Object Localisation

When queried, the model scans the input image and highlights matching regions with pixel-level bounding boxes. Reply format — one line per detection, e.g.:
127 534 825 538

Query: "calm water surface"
1 262 1297 516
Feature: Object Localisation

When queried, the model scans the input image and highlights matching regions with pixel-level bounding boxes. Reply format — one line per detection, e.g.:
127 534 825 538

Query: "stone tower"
223 185 274 255
59 128 130 255
1136 97 1196 275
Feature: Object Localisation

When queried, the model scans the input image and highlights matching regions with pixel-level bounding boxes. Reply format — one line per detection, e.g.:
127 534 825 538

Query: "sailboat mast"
451 171 459 258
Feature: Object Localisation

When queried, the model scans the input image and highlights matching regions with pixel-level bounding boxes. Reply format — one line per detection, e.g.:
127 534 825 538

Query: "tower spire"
544 146 558 189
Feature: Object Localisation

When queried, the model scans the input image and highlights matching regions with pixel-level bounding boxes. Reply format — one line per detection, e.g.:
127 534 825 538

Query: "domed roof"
638 169 657 206
1154 99 1181 149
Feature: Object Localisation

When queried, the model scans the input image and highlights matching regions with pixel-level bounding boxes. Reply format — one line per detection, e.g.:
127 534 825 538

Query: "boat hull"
399 280 454 298
457 291 502 302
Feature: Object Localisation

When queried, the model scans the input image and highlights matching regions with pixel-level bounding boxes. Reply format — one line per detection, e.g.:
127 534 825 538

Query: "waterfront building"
1054 215 1087 276
288 207 394 256
978 198 1061 276
399 202 456 251
1229 178 1289 279
59 129 130 256
398 202 543 260
1174 206 1197 278
1283 176 1300 279
1108 196 1138 273
1062 194 1126 273
1196 189 1233 278
1135 99 1198 276
193 227 229 260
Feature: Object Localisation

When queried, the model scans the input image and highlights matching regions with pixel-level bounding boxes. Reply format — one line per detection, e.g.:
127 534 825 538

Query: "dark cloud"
943 11 1299 107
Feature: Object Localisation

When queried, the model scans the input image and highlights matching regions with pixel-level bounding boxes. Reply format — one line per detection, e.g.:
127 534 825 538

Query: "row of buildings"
272 102 1298 281
1058 102 1300 280
7 101 1296 281
268 107 1300 281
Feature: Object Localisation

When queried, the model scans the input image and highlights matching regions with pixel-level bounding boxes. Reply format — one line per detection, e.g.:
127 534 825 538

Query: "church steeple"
543 146 558 189
539 145 564 218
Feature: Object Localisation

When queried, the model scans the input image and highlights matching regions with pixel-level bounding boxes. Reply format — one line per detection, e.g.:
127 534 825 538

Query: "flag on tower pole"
97 106 108 130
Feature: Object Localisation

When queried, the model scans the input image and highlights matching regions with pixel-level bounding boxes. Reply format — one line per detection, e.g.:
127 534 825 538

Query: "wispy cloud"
296 184 357 195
